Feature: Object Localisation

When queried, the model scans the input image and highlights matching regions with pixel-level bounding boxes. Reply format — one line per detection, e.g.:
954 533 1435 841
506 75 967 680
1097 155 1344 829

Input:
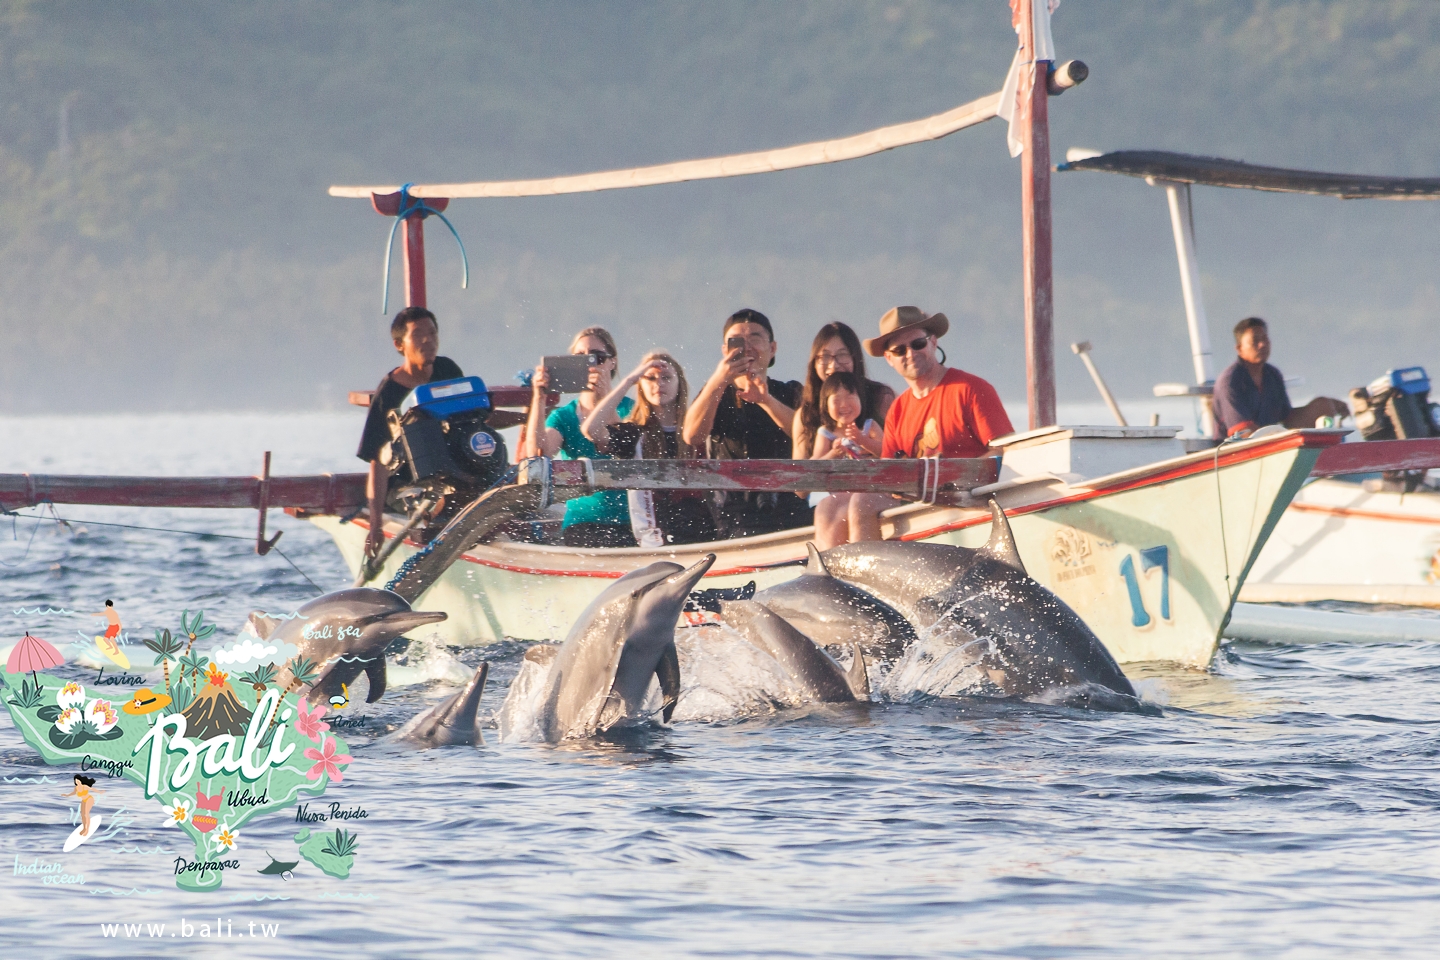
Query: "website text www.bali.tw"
99 918 279 938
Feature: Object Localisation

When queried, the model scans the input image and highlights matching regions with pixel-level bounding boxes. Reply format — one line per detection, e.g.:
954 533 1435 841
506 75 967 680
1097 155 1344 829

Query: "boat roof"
1057 149 1440 200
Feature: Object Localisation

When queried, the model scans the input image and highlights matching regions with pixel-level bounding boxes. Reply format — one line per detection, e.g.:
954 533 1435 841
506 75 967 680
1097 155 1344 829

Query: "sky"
0 0 1436 416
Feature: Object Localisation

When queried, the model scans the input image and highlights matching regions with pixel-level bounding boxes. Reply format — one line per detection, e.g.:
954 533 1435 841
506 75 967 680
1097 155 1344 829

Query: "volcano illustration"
181 664 254 739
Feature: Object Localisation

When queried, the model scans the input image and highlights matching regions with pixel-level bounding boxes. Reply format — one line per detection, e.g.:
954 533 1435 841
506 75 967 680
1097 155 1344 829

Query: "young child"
811 372 883 460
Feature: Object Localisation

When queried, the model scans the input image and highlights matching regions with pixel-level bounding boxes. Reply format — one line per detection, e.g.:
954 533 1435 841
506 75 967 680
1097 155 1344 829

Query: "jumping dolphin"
824 501 1137 704
397 663 490 747
752 544 916 661
534 555 714 742
719 600 868 702
255 588 448 707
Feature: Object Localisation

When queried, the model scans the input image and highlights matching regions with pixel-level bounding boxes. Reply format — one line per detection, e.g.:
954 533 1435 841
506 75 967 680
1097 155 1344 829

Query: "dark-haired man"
683 308 811 537
1212 317 1347 439
356 306 464 560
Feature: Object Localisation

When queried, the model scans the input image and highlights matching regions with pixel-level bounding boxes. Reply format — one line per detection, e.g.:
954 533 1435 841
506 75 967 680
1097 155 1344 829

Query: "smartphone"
540 354 594 393
726 336 746 354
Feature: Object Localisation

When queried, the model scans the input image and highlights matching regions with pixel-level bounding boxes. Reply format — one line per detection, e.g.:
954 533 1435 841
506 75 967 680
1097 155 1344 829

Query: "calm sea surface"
2 413 1438 958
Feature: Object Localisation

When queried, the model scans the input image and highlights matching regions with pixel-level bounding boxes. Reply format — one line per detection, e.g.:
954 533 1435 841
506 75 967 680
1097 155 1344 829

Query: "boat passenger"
518 326 638 548
791 321 895 460
683 308 813 538
1212 317 1348 440
822 306 1013 546
581 351 718 545
357 306 464 561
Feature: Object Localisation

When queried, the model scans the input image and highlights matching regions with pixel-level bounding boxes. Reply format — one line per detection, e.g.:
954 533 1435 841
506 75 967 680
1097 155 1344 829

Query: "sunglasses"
885 336 931 357
582 350 614 365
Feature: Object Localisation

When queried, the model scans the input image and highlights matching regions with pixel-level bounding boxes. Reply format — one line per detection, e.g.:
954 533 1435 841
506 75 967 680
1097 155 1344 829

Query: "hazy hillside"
1 0 1436 420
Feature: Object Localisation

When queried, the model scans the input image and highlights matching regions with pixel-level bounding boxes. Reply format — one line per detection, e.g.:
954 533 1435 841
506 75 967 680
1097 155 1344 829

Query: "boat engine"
381 376 509 529
1348 366 1440 491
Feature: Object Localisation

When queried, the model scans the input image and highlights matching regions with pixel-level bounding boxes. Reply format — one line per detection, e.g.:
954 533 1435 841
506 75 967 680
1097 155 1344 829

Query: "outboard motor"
380 376 509 529
1348 366 1440 492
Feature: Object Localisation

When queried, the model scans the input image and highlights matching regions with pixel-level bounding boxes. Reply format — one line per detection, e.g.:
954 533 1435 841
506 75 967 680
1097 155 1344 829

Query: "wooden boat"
1059 149 1440 606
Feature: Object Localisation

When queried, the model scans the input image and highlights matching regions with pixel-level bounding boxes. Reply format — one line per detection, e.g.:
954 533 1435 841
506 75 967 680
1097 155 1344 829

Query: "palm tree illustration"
237 662 278 703
178 609 216 657
178 649 209 698
264 655 319 740
143 628 183 691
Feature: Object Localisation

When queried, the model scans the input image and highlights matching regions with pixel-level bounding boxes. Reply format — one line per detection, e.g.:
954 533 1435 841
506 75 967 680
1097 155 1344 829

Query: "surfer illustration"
62 774 104 849
88 600 132 670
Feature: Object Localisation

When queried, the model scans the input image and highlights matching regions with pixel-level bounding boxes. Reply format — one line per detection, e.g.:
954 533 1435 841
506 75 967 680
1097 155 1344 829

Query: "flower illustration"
84 699 119 735
303 736 353 783
212 823 240 853
160 799 191 827
54 706 83 734
57 682 86 710
294 697 330 743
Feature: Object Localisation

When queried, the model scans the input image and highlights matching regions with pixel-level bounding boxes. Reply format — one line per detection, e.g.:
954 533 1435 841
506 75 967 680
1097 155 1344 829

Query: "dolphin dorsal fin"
845 644 870 701
655 641 681 723
981 498 1026 574
244 612 277 642
805 543 831 577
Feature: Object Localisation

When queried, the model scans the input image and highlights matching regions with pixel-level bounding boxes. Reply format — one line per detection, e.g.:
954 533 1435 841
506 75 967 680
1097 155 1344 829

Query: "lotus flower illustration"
56 682 85 710
84 699 119 735
54 706 83 733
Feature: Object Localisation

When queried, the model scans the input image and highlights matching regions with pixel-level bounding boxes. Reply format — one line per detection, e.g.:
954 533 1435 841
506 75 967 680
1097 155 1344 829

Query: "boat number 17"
1119 546 1170 628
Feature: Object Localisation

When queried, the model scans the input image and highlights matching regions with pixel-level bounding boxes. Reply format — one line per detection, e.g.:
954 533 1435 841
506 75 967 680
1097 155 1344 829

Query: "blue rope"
380 183 471 314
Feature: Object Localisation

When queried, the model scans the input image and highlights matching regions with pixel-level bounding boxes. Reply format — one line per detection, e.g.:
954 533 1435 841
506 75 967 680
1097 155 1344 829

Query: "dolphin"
397 663 490 747
824 501 1137 704
752 544 916 661
719 600 868 703
256 588 448 707
534 555 714 742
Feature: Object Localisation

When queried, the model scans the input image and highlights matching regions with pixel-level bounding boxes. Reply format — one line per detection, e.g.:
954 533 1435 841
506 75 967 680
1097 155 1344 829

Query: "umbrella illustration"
6 632 65 685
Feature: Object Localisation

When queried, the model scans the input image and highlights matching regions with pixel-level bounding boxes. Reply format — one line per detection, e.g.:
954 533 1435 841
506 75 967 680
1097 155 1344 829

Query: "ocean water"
2 412 1439 958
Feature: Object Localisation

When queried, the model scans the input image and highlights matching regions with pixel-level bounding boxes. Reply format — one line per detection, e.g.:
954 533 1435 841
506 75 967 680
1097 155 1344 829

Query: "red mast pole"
371 191 450 311
403 215 428 308
1017 0 1057 429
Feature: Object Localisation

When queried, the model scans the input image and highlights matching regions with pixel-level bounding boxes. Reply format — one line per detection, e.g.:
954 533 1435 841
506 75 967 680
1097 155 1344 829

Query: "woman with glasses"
791 322 895 460
582 350 717 545
816 306 1014 547
519 326 638 547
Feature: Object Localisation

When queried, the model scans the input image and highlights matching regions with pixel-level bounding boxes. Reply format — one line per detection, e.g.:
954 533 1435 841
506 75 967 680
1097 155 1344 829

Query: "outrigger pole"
1015 0 1057 429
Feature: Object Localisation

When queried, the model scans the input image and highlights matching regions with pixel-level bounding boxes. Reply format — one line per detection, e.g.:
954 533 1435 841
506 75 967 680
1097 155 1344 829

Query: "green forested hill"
1 0 1436 413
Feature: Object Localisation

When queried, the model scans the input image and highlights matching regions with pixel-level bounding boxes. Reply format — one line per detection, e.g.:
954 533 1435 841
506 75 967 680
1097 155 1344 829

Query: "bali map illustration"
2 609 358 891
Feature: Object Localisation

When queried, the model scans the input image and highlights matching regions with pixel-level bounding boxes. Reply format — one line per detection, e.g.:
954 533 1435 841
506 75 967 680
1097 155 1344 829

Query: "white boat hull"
315 431 1333 668
1242 477 1440 606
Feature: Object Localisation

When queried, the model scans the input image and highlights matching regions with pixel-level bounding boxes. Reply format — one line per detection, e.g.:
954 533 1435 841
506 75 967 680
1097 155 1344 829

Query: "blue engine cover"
399 376 492 419
1387 367 1430 396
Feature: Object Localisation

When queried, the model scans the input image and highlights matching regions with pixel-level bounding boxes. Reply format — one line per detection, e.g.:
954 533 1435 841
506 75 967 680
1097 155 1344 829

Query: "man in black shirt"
683 308 812 538
357 306 463 560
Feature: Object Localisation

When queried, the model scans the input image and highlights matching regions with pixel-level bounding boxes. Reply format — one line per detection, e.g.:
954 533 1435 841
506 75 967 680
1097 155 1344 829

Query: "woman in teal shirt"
519 326 636 547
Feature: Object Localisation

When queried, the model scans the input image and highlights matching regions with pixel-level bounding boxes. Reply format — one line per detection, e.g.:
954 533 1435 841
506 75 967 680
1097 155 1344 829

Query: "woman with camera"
518 326 638 548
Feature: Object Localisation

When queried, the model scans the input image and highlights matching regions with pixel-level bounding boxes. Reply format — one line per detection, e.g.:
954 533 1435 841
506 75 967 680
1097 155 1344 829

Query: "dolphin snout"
667 554 716 595
378 610 448 634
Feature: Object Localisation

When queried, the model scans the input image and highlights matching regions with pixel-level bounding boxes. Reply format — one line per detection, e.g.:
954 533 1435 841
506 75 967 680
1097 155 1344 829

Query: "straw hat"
863 306 949 357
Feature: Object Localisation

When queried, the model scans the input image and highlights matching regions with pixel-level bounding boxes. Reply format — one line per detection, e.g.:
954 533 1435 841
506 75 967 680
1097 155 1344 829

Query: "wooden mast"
1017 0 1057 429
370 192 452 308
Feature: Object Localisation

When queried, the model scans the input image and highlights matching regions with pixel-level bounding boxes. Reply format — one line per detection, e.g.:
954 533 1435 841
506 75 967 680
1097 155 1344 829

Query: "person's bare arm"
735 375 795 433
582 360 657 449
791 408 809 459
518 363 563 459
365 458 388 560
683 349 747 447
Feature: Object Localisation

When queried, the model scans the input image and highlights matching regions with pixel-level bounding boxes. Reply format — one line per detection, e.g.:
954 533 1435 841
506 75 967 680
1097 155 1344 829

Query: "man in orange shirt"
814 306 1013 546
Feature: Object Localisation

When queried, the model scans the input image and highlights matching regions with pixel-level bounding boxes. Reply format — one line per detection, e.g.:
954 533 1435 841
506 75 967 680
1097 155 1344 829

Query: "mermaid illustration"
62 774 104 846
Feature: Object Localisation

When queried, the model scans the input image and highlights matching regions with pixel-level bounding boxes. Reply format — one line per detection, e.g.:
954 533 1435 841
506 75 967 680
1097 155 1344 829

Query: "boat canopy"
1057 149 1440 200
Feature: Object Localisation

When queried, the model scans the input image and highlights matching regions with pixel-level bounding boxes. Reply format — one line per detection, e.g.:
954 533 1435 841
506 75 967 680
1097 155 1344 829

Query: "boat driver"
356 306 464 561
682 308 812 538
1212 317 1348 440
819 306 1013 546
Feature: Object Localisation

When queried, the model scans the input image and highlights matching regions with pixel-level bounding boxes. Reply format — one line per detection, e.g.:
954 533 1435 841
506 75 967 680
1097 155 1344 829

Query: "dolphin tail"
655 642 681 723
363 657 387 703
805 542 831 576
845 643 870 700
981 498 1027 574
